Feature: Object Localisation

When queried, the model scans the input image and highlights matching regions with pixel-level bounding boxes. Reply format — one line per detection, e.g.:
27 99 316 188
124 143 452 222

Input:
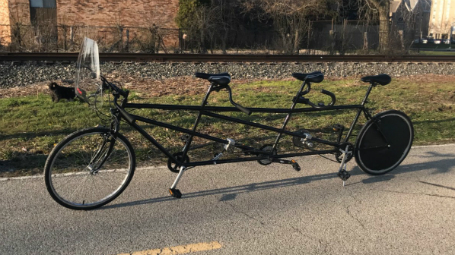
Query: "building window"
30 0 56 8
29 0 57 25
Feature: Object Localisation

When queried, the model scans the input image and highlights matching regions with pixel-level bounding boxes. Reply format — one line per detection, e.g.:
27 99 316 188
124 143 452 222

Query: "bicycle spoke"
45 128 135 210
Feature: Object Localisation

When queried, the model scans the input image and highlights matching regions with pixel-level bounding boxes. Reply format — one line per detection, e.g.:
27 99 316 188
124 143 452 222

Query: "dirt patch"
0 76 267 99
1 74 455 99
0 82 51 98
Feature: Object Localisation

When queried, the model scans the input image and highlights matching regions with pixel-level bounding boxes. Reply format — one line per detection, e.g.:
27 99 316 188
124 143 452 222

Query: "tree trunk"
293 29 300 54
222 29 228 54
200 29 206 54
378 3 390 53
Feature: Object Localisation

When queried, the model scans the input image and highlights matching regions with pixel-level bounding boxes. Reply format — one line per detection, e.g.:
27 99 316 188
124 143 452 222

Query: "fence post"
399 30 404 50
363 32 368 52
119 26 123 52
307 21 311 54
125 29 129 52
56 25 58 53
179 29 185 53
330 30 335 55
341 19 347 55
70 26 73 45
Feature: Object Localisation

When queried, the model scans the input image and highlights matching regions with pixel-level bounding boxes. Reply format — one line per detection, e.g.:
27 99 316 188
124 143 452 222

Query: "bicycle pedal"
332 124 345 132
291 159 301 171
337 170 351 181
169 188 182 198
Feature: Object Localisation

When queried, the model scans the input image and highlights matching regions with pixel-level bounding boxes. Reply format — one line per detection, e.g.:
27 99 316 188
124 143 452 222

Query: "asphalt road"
1 144 455 255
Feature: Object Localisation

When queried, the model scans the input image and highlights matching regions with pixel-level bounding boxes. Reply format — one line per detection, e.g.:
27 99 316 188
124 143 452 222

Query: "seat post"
360 83 375 106
181 82 214 155
272 79 310 149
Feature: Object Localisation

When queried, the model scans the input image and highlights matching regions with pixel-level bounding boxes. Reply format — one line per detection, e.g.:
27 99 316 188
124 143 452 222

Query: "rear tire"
355 110 413 175
44 127 135 210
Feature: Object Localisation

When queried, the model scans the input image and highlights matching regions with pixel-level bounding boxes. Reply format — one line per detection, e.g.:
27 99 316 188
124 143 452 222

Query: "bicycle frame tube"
343 83 374 142
272 79 311 150
113 92 180 163
112 82 375 167
180 84 214 158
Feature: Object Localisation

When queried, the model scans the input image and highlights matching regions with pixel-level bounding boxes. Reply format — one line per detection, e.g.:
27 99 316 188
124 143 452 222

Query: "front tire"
355 110 413 175
44 127 136 210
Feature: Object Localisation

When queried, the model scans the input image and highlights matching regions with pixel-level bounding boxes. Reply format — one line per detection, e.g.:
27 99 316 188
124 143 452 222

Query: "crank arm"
272 158 301 171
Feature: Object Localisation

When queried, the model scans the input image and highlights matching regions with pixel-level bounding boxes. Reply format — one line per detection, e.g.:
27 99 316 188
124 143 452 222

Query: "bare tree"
241 0 327 54
357 0 391 52
194 4 219 53
211 0 239 54
176 0 218 53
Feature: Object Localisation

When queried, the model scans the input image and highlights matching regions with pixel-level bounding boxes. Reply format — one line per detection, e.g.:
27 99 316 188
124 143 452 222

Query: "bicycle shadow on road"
100 150 455 210
100 171 339 210
355 150 455 185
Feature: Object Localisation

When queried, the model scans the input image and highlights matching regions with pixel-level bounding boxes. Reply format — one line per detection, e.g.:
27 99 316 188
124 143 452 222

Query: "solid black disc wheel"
167 152 190 173
257 144 277 165
355 110 413 175
44 127 136 210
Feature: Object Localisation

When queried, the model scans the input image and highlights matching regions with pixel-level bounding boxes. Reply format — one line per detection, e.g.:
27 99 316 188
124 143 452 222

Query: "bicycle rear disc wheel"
355 110 413 175
44 127 136 210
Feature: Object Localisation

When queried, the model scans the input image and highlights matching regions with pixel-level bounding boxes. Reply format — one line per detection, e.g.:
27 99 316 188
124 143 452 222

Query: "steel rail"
1 52 455 62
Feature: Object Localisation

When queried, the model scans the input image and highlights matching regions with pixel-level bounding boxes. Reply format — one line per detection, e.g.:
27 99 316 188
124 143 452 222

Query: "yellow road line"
118 241 223 255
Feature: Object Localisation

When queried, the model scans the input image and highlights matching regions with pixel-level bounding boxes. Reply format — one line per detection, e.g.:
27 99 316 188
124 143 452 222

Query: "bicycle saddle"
195 72 231 86
361 74 391 86
292 71 324 83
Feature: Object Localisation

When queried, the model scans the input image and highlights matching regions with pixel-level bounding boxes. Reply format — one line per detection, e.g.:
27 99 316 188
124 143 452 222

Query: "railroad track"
1 52 455 62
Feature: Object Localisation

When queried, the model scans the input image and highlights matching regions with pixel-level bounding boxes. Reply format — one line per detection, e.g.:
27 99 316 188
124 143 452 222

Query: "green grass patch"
415 50 455 55
1 77 455 177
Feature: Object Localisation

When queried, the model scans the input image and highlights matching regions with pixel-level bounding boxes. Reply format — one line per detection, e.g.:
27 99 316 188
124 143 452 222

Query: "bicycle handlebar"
225 85 252 115
101 76 129 98
320 89 336 106
294 88 336 108
233 102 252 115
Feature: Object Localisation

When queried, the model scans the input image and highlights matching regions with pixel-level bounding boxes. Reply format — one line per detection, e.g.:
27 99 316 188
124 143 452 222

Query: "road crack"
377 189 455 199
419 181 455 191
223 201 265 225
345 192 366 230
345 204 366 229
223 200 330 253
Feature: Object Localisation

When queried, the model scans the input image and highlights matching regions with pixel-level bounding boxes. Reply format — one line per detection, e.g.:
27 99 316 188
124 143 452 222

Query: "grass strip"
1 77 454 177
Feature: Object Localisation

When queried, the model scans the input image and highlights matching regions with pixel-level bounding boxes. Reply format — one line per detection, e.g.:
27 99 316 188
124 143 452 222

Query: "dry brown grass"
2 74 454 99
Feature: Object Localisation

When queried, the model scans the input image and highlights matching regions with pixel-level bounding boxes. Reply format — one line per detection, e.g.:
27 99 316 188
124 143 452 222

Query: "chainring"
335 144 354 163
257 144 277 165
167 152 190 173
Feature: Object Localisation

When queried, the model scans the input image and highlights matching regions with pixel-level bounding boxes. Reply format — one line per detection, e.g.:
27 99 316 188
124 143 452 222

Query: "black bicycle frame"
111 80 376 168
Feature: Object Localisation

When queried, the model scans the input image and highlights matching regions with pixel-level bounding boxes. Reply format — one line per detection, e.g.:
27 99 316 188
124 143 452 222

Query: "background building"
391 0 431 39
0 0 179 51
429 0 455 38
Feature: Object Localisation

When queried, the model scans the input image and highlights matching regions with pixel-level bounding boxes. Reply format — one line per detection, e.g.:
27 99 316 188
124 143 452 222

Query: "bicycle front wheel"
355 110 413 175
44 127 136 210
